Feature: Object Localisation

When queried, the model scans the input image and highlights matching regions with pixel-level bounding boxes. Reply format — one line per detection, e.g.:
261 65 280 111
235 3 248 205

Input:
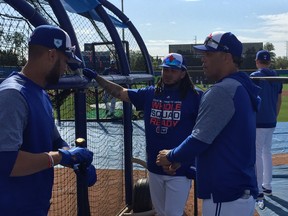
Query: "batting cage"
0 0 156 215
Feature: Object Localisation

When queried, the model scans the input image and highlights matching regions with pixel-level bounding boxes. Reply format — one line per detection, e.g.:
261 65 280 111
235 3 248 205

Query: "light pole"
121 0 125 41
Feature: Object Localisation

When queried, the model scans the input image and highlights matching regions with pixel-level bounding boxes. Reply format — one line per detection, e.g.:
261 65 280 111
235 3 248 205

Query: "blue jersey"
0 73 67 215
169 72 260 202
250 68 282 128
128 85 201 177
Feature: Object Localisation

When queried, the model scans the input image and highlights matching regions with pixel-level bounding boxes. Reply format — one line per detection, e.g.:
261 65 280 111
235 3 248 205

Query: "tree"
241 47 257 70
129 50 146 71
263 42 276 61
274 56 288 69
0 50 19 65
0 31 26 66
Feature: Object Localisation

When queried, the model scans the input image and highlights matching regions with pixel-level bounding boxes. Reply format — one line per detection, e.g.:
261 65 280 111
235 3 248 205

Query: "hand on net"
59 147 93 167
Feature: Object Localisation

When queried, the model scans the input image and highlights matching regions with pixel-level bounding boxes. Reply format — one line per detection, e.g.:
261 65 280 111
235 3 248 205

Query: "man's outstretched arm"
83 68 130 102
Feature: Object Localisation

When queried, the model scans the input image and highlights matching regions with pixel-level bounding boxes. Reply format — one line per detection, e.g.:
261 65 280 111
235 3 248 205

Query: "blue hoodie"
168 72 260 202
250 68 282 128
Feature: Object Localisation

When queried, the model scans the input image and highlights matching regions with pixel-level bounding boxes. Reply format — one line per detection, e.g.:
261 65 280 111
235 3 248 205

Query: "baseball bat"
74 138 91 216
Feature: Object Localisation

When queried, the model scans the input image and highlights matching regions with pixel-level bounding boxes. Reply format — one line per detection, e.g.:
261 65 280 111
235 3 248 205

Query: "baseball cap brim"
65 49 82 70
65 51 82 64
159 63 184 70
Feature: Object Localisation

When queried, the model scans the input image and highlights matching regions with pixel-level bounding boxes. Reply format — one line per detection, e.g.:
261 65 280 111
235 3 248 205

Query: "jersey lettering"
150 99 182 134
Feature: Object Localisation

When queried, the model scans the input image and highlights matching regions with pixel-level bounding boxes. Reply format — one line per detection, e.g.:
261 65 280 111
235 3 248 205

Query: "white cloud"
144 23 152 26
235 12 288 57
258 13 288 41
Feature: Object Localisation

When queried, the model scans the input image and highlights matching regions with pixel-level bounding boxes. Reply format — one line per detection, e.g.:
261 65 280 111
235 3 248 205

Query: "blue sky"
109 0 288 58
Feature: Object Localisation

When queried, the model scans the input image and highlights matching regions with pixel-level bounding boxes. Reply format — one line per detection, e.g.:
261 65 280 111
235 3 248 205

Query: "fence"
1 1 154 215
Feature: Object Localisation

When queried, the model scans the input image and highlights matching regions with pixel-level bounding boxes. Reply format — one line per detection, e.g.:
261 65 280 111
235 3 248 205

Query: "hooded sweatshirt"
168 72 261 202
250 68 282 128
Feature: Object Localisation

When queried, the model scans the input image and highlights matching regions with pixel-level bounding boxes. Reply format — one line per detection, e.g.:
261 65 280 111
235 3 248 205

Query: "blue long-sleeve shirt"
250 68 282 128
168 72 260 203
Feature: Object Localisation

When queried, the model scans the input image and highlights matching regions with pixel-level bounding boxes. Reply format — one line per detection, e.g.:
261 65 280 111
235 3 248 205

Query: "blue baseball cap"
28 25 82 65
194 31 242 58
256 50 270 61
159 53 187 70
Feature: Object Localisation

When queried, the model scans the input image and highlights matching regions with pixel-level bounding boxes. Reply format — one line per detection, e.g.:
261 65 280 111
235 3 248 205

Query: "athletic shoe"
257 193 264 201
256 193 265 210
262 186 272 196
257 199 265 210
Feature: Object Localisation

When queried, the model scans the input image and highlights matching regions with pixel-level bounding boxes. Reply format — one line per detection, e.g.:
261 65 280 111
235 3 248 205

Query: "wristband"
45 152 55 168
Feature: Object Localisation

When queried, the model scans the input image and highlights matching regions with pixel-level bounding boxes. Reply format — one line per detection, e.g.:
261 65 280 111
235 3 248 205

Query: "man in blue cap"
157 32 260 216
82 52 202 216
250 50 282 209
0 25 96 215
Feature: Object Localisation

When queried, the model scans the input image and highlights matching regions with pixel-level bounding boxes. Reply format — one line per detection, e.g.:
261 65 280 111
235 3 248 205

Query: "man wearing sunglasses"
157 32 260 216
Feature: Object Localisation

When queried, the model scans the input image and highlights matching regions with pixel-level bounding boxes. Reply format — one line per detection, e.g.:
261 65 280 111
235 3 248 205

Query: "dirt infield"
49 153 287 216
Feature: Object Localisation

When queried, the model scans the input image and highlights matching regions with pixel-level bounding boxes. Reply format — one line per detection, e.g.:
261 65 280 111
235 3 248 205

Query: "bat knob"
75 138 86 147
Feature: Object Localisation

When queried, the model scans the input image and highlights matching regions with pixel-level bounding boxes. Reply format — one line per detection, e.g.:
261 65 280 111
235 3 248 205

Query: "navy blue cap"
29 25 82 65
256 50 270 61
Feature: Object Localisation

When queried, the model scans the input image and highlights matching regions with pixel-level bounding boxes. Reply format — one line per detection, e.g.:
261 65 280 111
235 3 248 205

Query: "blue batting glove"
82 68 98 80
86 164 97 187
59 147 93 167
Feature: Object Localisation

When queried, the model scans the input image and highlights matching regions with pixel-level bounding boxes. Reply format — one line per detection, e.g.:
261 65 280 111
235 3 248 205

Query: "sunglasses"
204 37 229 52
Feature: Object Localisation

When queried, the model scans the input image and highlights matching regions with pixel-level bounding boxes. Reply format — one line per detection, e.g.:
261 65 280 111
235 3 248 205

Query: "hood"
229 72 261 112
259 68 278 76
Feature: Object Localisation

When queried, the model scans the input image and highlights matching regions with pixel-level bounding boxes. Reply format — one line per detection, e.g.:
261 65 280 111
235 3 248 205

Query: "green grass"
54 83 288 122
278 84 288 122
196 84 288 122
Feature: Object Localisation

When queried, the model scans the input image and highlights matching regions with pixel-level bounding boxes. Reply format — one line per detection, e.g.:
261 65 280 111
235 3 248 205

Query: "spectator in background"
250 50 282 209
83 53 202 216
102 60 120 118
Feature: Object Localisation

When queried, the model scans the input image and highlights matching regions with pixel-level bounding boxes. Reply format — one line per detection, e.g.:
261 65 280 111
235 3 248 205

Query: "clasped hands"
156 149 181 175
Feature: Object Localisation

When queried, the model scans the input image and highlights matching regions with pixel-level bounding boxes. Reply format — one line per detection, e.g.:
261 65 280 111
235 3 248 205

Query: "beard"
45 58 61 85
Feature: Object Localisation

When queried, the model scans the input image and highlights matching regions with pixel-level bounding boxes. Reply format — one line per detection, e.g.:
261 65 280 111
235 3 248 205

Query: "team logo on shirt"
150 99 181 134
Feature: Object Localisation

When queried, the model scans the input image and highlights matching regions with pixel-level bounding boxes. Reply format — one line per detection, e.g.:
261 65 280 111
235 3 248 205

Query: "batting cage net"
0 0 153 215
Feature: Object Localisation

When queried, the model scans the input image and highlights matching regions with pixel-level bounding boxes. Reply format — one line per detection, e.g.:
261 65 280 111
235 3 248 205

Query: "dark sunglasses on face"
204 37 229 52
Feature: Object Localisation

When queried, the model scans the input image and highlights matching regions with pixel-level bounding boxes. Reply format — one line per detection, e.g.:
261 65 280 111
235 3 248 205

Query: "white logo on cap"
54 39 63 48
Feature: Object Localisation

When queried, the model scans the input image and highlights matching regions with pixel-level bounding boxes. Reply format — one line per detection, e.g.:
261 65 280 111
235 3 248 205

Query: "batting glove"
86 164 97 187
82 68 98 80
59 147 93 167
